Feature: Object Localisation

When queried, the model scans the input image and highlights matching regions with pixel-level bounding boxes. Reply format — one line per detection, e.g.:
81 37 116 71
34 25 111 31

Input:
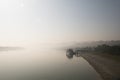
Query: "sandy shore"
79 53 120 80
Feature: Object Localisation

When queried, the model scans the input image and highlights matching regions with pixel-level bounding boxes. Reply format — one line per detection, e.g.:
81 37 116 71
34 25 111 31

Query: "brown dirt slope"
80 53 120 80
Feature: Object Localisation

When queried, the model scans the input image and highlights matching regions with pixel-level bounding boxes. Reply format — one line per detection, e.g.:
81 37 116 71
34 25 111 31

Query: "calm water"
0 45 102 80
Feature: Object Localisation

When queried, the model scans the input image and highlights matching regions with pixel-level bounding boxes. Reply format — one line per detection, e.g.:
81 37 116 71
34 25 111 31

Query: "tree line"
76 44 120 55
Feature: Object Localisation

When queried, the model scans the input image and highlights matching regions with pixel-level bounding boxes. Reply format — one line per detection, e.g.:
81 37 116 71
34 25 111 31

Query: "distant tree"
94 44 120 55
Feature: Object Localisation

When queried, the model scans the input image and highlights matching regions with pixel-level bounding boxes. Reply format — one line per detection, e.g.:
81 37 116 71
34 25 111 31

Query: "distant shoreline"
0 47 23 51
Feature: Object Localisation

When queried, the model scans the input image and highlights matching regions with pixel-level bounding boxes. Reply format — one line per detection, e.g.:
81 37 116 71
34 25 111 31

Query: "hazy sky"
0 0 120 46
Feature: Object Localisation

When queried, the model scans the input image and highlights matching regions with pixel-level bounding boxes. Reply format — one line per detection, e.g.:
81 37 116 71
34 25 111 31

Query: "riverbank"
79 53 120 80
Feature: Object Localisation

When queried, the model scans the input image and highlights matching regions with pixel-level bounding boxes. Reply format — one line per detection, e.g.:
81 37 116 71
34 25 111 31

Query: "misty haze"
0 0 120 80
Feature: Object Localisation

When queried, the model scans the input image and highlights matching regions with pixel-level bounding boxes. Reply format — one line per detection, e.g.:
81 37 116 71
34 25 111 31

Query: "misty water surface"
0 45 102 80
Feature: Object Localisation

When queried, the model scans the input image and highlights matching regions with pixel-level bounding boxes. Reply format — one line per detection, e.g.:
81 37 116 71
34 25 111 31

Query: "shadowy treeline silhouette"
66 49 81 59
94 44 120 55
75 44 120 55
66 44 120 59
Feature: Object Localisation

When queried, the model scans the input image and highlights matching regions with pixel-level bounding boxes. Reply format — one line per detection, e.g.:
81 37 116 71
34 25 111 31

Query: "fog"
0 0 120 80
0 0 120 47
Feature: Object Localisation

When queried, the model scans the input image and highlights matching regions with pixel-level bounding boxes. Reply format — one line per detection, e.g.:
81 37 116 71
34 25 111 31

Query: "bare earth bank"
80 53 120 80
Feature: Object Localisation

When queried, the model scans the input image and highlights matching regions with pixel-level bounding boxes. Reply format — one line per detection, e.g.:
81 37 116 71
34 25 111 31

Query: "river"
0 45 102 80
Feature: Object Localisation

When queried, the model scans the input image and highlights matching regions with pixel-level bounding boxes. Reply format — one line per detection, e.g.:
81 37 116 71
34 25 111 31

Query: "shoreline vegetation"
75 44 120 55
67 42 120 80
74 44 120 62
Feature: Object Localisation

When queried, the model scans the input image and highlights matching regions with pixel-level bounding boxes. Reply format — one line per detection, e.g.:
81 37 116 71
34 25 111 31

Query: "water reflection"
0 47 103 80
66 49 81 59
